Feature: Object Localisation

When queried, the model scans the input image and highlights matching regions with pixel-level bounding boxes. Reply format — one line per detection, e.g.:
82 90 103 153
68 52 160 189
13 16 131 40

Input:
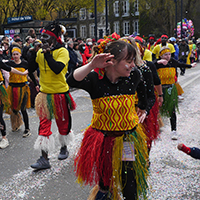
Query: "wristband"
158 94 163 97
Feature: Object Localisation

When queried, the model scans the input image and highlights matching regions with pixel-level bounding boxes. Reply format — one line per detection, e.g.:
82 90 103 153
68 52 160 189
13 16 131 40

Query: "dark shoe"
180 72 184 76
31 156 51 169
23 129 31 138
95 190 112 200
58 146 69 160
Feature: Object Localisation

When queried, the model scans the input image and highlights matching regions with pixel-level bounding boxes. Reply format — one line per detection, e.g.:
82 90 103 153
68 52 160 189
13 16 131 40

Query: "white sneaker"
0 138 9 149
178 95 184 100
171 130 178 140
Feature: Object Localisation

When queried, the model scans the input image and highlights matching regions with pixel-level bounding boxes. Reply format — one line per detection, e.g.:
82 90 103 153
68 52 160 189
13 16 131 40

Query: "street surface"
1 64 200 199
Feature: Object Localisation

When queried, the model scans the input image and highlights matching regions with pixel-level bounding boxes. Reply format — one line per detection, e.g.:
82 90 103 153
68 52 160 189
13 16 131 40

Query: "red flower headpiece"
94 32 121 79
97 32 121 54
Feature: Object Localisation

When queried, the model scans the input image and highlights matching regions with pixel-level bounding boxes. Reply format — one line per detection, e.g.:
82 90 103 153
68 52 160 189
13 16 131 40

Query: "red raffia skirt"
74 125 149 200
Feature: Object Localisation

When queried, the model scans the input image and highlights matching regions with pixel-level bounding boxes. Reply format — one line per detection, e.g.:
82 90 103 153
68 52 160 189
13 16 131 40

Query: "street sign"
7 15 33 24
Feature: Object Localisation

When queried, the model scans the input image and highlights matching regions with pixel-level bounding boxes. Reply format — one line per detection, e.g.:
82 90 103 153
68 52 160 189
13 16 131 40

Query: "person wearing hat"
154 46 196 140
28 21 76 170
134 36 152 61
14 38 23 49
147 34 155 52
178 38 190 75
152 35 175 61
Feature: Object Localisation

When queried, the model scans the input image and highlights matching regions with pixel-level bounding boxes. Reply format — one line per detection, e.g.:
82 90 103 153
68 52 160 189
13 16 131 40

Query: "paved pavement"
0 64 200 199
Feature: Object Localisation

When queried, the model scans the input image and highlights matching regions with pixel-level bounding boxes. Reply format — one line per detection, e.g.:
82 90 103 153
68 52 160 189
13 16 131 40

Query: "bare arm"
73 53 114 81
10 68 28 75
155 84 163 107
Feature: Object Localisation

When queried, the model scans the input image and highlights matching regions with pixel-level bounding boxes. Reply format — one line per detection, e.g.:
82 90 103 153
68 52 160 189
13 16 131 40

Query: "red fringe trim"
98 136 115 187
143 98 160 149
12 87 19 110
74 127 115 187
68 92 76 111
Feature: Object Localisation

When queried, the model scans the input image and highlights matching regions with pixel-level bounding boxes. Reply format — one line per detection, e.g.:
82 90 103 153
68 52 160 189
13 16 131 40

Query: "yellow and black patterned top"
67 68 147 131
155 57 192 85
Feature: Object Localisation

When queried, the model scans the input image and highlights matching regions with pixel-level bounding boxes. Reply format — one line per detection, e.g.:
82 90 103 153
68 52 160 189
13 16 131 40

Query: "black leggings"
99 161 137 200
0 103 6 136
170 107 176 131
122 161 137 200
13 91 29 130
21 109 29 130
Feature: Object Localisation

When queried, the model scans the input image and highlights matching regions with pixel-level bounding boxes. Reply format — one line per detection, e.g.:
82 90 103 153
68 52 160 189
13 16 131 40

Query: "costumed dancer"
0 60 28 148
4 47 31 137
154 47 196 140
152 35 175 61
129 38 162 152
168 37 184 101
67 37 149 200
147 35 155 52
28 21 76 170
134 36 152 62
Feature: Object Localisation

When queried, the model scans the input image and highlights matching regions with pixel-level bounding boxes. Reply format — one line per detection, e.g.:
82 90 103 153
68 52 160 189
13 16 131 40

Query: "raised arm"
73 53 114 81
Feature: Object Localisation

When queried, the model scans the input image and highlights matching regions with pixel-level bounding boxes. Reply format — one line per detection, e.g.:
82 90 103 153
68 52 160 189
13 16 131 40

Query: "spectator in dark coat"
67 40 78 74
22 36 33 61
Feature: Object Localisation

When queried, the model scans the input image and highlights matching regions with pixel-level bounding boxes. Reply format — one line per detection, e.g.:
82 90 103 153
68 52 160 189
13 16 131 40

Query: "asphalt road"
1 64 200 199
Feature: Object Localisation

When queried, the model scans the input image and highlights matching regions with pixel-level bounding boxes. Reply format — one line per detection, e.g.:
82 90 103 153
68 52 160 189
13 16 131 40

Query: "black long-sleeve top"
137 64 155 115
146 61 161 86
67 67 147 111
27 43 67 87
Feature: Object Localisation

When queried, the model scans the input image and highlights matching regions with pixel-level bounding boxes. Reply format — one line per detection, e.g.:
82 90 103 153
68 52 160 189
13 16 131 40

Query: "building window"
90 24 95 38
79 8 86 20
114 1 119 17
134 0 139 16
80 25 86 38
123 1 129 16
123 21 130 35
89 12 95 19
114 21 120 35
134 21 139 35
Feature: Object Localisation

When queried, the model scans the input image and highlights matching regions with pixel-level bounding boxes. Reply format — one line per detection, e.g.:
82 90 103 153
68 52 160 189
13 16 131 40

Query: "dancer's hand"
158 96 163 107
23 70 29 75
157 59 168 65
35 85 40 92
137 108 147 123
90 53 114 69
191 62 197 68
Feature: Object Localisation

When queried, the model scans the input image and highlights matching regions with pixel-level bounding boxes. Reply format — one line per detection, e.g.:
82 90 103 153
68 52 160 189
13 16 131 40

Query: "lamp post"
174 0 177 38
105 0 109 36
94 0 97 41
181 0 183 39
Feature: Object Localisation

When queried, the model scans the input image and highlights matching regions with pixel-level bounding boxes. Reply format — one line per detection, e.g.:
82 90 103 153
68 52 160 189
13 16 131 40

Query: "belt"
162 84 174 89
100 126 137 137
